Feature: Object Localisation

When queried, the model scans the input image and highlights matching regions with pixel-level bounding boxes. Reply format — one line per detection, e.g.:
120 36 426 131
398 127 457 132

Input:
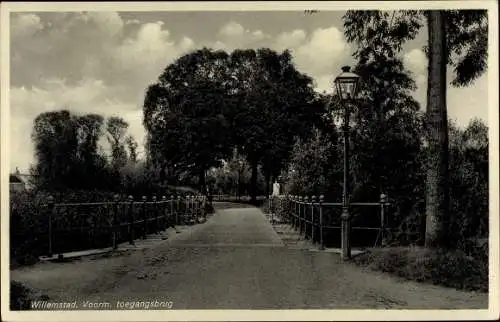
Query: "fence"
268 194 391 250
211 195 267 202
39 194 207 257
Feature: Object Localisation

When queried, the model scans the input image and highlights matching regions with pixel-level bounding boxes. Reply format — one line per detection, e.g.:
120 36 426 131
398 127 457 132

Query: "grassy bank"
352 245 488 293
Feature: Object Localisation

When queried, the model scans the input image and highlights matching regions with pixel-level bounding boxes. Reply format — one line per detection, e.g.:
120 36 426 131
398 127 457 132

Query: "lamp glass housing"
334 66 360 101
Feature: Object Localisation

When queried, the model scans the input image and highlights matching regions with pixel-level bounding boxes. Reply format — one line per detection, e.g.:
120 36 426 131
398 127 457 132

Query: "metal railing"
44 194 207 257
210 195 267 202
268 194 391 250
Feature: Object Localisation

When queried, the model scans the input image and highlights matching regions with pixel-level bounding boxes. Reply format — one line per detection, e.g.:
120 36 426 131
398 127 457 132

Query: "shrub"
10 281 33 310
10 186 204 266
353 246 488 292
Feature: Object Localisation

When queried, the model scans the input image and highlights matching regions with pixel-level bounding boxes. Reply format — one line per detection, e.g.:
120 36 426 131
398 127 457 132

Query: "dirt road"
11 204 488 309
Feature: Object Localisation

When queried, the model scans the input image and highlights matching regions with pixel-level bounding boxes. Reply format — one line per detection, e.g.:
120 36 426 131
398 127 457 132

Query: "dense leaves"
143 47 323 200
31 111 141 193
343 9 488 248
144 48 233 193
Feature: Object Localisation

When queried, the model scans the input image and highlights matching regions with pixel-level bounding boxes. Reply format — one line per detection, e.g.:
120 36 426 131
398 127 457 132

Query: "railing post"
196 195 201 222
293 195 297 229
170 195 176 226
188 195 193 224
177 196 182 225
192 195 196 223
301 196 309 239
298 196 303 233
270 196 274 224
311 195 316 243
152 195 159 234
319 195 324 250
142 196 147 239
128 195 135 245
379 193 388 247
162 196 167 231
185 195 189 224
191 195 195 223
46 195 55 257
112 194 119 250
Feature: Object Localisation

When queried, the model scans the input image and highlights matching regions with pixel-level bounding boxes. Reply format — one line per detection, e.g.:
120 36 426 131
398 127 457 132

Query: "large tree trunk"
265 171 271 198
425 10 450 248
250 160 258 204
198 168 206 194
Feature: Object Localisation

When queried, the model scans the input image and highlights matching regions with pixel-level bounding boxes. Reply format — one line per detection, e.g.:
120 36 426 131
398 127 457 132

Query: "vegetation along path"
11 204 487 309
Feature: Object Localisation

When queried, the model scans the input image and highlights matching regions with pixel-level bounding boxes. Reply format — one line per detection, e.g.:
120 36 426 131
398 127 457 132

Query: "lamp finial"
341 66 351 72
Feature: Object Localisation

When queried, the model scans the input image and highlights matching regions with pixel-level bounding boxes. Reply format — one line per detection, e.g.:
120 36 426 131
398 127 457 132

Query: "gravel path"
11 204 488 309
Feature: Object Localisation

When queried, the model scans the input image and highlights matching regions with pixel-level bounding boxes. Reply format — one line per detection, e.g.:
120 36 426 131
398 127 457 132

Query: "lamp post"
334 65 361 261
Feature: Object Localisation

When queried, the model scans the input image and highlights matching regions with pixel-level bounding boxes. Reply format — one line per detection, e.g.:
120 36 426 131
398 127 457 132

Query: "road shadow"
213 202 260 210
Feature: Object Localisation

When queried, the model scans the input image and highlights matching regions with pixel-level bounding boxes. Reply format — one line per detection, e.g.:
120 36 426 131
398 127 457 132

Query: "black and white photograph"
1 1 498 321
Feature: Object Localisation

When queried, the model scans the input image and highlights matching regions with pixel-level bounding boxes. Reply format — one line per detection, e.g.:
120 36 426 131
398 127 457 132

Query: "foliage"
448 119 489 247
144 48 233 192
144 47 323 200
353 246 488 292
228 49 323 199
286 128 340 199
10 183 205 266
126 135 139 163
106 116 129 171
343 9 488 248
10 281 35 310
343 9 488 87
31 110 139 192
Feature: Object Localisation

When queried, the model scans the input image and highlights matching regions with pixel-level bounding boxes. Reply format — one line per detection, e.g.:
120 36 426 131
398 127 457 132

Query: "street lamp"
334 65 361 261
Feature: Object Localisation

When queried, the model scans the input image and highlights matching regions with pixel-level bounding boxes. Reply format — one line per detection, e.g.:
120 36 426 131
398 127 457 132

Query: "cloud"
125 19 140 25
271 26 351 94
11 13 44 38
114 21 196 103
219 21 245 38
274 29 307 49
9 13 488 172
314 75 335 94
10 12 203 171
404 48 427 75
214 21 270 51
402 48 488 128
295 27 351 75
10 12 125 88
10 78 146 172
448 73 488 127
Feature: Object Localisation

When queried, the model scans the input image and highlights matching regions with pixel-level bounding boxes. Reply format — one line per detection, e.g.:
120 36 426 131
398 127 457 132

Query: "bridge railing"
211 195 267 202
41 194 207 258
268 194 391 249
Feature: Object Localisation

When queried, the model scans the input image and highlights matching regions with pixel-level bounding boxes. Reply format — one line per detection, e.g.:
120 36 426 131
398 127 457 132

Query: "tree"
31 110 111 191
32 110 79 190
126 135 138 163
144 48 234 193
343 9 488 248
106 116 129 171
73 113 106 189
448 119 488 248
229 49 323 202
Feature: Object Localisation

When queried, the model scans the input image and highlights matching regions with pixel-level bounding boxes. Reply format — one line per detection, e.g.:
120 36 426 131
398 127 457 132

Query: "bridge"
10 198 486 310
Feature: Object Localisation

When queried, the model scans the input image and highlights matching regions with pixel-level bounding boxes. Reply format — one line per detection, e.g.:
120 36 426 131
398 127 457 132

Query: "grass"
352 245 488 293
10 281 35 310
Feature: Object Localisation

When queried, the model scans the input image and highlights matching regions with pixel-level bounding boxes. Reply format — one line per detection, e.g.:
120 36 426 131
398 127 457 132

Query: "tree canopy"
143 47 324 199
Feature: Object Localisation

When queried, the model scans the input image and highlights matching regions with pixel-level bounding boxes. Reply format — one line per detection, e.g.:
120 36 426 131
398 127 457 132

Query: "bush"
10 281 34 310
353 246 488 292
10 186 205 266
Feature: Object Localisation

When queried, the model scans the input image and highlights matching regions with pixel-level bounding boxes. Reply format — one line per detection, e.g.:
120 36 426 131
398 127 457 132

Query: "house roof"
9 175 23 183
10 173 34 184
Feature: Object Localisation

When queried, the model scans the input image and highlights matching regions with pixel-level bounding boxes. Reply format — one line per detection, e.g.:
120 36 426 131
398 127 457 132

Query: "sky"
8 10 489 173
